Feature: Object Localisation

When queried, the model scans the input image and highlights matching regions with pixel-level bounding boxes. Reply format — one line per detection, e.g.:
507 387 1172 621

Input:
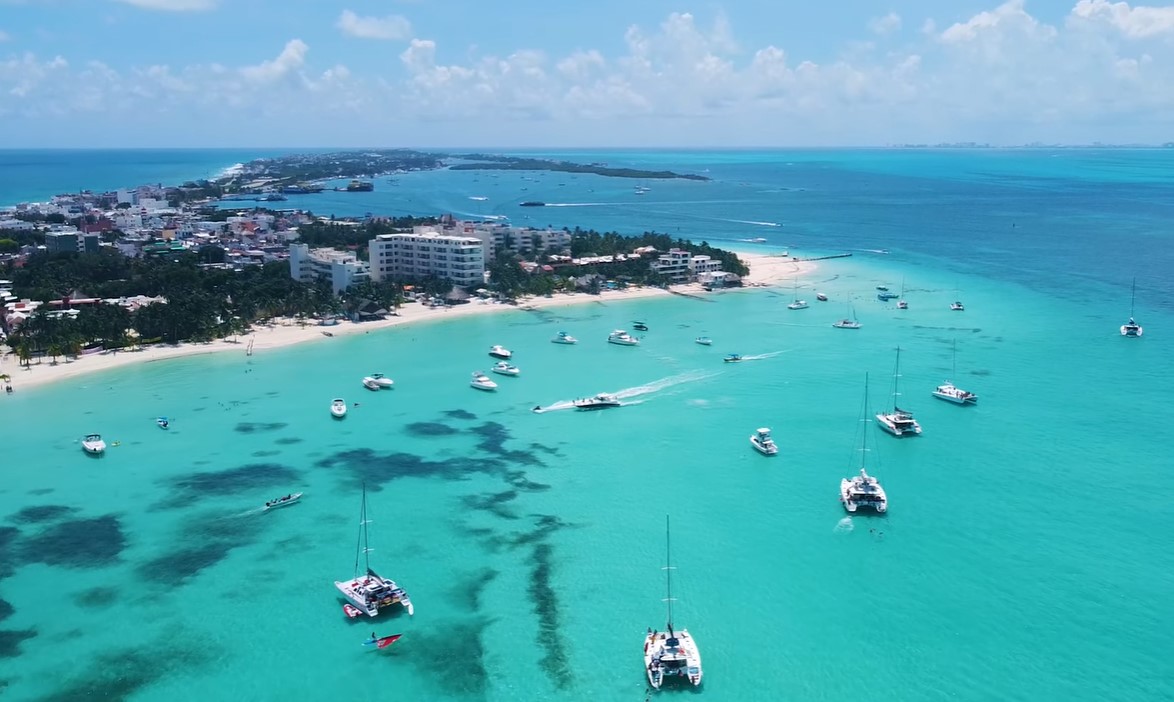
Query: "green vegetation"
449 154 709 181
217 150 445 193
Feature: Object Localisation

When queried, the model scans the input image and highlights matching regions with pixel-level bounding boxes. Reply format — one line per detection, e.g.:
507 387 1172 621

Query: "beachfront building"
368 232 485 287
650 248 692 283
288 243 371 295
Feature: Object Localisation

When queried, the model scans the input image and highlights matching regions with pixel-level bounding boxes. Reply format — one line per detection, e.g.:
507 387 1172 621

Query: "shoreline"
0 252 817 392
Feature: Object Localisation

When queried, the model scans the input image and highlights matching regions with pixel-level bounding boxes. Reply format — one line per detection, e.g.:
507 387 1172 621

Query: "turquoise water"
2 150 1174 701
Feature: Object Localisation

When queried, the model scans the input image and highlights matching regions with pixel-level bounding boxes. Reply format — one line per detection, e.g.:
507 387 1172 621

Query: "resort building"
288 243 371 295
649 248 693 283
368 232 486 287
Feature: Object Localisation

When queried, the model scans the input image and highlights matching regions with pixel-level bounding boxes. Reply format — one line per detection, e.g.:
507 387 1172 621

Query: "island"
213 150 446 196
448 154 710 181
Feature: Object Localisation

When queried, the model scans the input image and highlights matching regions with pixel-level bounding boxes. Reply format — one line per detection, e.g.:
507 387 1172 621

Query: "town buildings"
368 231 485 287
288 243 371 294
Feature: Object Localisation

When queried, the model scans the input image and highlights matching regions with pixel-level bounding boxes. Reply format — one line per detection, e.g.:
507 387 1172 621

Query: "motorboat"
362 378 381 391
633 321 649 331
608 330 640 346
368 373 394 388
876 285 890 292
644 516 702 689
816 293 829 302
1121 278 1143 337
156 417 170 429
551 331 578 345
331 399 347 418
876 348 922 437
787 300 809 310
723 354 743 363
877 292 899 301
841 469 888 513
932 340 977 405
491 361 520 377
573 393 622 410
488 345 512 359
335 486 414 617
264 492 303 511
841 375 888 513
695 336 713 346
950 301 965 311
81 433 106 455
470 372 498 391
750 427 778 456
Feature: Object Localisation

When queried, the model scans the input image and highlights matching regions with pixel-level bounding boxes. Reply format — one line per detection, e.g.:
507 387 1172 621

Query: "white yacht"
750 427 779 456
695 336 712 346
470 372 498 391
787 278 808 309
488 345 512 359
368 373 394 388
644 516 702 689
81 433 106 455
551 331 578 345
841 375 888 513
608 330 640 346
330 398 347 418
1121 278 1143 337
833 317 862 329
491 361 520 377
334 485 414 618
932 340 977 405
264 492 303 511
876 348 922 437
573 393 622 410
362 377 381 391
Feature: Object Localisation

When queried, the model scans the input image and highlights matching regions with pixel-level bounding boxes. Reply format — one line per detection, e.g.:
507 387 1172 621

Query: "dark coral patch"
449 568 498 613
8 506 76 524
0 628 35 659
529 543 570 687
275 437 303 445
444 409 477 420
0 598 12 622
316 449 503 490
20 515 125 569
35 640 211 701
461 491 519 520
405 422 460 437
234 422 288 434
76 587 119 609
470 422 543 465
168 463 299 498
399 618 491 696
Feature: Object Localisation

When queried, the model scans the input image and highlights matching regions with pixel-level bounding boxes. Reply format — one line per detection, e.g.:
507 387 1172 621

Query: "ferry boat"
334 485 414 617
841 375 888 513
643 516 702 689
876 348 922 437
750 427 779 456
573 393 622 410
344 180 374 192
608 330 640 346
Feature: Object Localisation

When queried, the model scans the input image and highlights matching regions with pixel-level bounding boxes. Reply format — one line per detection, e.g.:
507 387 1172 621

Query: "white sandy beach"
0 252 817 391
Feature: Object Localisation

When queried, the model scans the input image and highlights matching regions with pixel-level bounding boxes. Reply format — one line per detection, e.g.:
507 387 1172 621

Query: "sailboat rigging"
787 277 808 309
334 484 414 618
876 347 922 436
1120 278 1143 337
841 373 888 513
643 515 702 689
932 339 978 405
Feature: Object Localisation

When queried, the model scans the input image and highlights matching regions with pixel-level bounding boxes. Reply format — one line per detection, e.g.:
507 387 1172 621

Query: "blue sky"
1 0 1172 147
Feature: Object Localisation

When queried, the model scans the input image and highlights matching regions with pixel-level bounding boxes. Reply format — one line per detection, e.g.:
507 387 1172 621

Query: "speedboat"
264 492 303 510
156 417 169 429
336 486 414 617
368 373 394 388
787 299 809 310
816 293 828 302
644 516 702 689
633 321 649 331
551 331 578 345
573 393 622 410
695 336 713 346
841 468 888 513
331 399 347 418
833 318 862 329
488 345 512 359
723 354 743 363
608 330 640 346
491 361 520 377
81 433 106 455
750 427 778 456
932 382 977 405
470 372 498 391
362 377 381 391
950 301 965 311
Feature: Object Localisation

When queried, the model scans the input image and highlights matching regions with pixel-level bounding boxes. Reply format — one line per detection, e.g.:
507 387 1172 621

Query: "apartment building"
288 243 370 294
368 232 486 287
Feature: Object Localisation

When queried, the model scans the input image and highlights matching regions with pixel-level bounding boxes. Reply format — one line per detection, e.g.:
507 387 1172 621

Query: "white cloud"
869 12 903 35
337 10 411 40
1069 0 1174 38
0 30 9 42
239 39 308 82
113 0 217 10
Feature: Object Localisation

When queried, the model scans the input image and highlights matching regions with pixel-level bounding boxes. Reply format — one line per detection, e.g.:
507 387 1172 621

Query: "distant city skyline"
1 0 1172 148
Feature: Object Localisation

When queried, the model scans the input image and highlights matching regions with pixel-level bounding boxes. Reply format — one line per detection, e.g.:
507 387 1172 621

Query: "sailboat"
833 304 862 329
334 485 414 618
950 284 965 311
876 347 922 436
932 339 977 405
897 278 908 309
643 516 702 689
1121 278 1143 337
787 278 808 310
841 374 888 513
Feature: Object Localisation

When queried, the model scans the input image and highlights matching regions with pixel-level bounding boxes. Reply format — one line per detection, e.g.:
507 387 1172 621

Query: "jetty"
792 253 853 262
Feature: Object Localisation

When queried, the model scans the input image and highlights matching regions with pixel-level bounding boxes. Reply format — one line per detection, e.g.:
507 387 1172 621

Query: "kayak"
362 634 403 649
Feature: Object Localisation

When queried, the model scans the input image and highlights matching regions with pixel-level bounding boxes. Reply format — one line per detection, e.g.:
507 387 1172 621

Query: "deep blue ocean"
1 148 1172 702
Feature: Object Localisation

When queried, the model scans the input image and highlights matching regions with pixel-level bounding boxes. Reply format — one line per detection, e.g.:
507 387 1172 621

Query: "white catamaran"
842 374 888 513
644 515 703 689
876 347 922 437
334 485 414 618
1121 278 1143 337
932 339 978 405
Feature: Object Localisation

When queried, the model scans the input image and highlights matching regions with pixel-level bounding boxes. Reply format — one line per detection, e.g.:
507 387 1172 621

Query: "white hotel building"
368 232 486 287
288 244 371 294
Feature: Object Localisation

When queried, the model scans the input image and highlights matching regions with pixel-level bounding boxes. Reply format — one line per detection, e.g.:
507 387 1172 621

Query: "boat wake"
735 350 787 362
726 219 781 227
468 196 489 201
531 370 716 413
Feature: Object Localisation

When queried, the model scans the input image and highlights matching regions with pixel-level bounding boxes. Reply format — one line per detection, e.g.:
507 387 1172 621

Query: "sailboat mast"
951 339 957 381
353 485 365 577
860 373 870 469
1130 278 1136 317
892 347 902 411
362 486 372 574
664 514 675 633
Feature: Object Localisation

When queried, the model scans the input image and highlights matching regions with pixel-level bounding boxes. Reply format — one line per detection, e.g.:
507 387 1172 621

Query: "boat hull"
875 413 922 436
264 492 303 510
1120 325 1143 337
932 389 977 405
750 437 778 455
644 629 703 689
608 339 638 346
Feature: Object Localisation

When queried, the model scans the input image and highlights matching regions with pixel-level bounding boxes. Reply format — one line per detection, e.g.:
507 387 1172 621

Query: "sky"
0 0 1172 148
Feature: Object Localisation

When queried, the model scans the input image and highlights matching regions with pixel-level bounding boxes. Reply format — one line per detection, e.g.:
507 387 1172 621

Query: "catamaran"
932 339 978 405
787 278 808 310
334 485 414 618
833 305 862 329
841 375 888 513
876 347 922 437
644 516 702 689
1121 278 1143 337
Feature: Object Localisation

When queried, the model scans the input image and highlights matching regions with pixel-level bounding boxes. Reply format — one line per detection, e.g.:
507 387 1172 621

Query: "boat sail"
643 515 702 689
334 484 414 618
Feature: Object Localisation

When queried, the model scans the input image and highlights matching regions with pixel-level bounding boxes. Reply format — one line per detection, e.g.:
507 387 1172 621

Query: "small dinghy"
264 492 303 511
343 604 364 619
331 398 348 418
156 417 170 429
